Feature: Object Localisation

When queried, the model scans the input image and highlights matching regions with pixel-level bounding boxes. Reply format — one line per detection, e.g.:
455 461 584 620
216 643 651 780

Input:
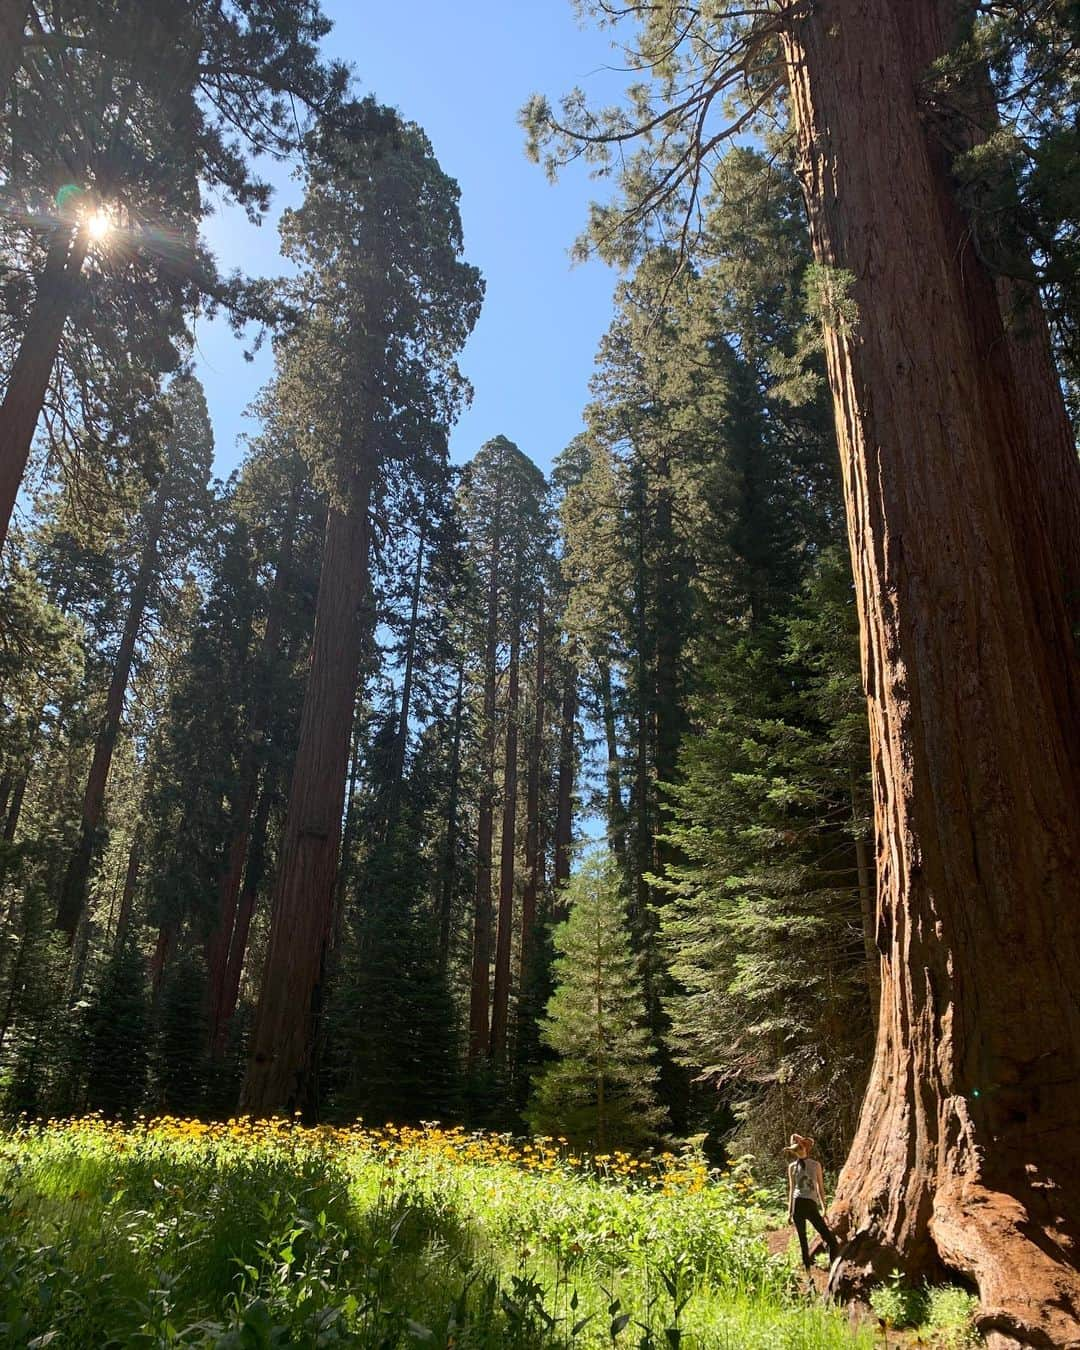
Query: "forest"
0 2 1078 1347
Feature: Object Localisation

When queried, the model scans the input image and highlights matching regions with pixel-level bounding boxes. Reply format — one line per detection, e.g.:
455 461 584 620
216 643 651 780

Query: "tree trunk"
56 497 163 938
490 607 521 1062
206 485 300 1054
468 526 501 1062
241 470 372 1115
386 520 426 831
598 659 626 864
216 774 276 1054
2 769 26 841
438 665 464 973
896 0 1080 639
113 834 141 951
519 595 544 987
0 1 29 97
551 648 577 920
0 225 88 557
781 4 1080 1344
852 825 879 1027
149 922 174 999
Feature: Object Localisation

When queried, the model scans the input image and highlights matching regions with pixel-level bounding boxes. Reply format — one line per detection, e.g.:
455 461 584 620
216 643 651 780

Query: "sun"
86 208 113 242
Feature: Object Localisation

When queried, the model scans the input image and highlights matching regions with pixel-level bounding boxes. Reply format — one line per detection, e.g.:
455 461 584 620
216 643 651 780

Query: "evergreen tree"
81 936 151 1119
529 851 666 1152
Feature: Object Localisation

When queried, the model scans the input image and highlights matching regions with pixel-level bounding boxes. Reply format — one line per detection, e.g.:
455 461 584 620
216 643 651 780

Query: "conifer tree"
529 851 666 1151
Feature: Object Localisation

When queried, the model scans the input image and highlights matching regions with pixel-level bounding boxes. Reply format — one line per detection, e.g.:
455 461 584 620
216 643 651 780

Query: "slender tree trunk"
216 775 276 1054
0 1 29 97
468 527 501 1062
438 665 464 973
206 488 301 1053
242 468 372 1115
386 520 426 831
519 595 544 986
631 484 652 936
598 659 626 864
551 648 577 920
149 922 174 999
2 769 26 841
490 607 522 1062
113 834 141 951
56 499 163 938
781 4 1080 1342
0 225 88 557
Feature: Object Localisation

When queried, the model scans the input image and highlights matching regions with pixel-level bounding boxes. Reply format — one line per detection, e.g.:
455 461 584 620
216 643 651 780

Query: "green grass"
0 1116 878 1347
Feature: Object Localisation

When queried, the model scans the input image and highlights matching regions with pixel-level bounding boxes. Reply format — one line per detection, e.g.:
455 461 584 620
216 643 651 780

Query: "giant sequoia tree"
528 2 1080 1341
241 102 482 1115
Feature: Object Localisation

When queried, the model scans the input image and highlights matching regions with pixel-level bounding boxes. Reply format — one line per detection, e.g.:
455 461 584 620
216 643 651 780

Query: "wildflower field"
0 1115 874 1348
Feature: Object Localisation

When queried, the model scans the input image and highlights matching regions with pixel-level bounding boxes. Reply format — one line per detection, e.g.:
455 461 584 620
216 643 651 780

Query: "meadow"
0 1117 973 1348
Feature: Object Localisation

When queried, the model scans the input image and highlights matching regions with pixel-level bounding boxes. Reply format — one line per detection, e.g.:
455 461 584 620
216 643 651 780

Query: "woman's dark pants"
793 1197 837 1268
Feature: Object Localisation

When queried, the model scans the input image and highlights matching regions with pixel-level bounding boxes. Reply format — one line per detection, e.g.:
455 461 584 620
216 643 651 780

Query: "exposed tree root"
823 1182 1080 1350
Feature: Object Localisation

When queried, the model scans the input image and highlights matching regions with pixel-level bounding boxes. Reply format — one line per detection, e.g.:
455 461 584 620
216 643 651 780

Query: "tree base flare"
826 1181 1080 1350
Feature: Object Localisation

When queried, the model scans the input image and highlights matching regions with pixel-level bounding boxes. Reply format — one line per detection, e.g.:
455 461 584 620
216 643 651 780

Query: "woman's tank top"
792 1159 818 1201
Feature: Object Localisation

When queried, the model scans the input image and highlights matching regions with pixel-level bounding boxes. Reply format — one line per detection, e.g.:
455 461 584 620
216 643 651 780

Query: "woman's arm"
787 1165 794 1222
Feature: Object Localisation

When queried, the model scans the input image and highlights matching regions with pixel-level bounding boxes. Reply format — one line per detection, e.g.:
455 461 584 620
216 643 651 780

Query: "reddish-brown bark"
0 224 88 556
468 525 501 1062
241 470 372 1115
519 594 544 987
56 496 163 939
113 835 141 950
895 0 1080 637
551 650 577 920
205 485 300 1054
386 521 426 831
149 922 174 999
598 659 626 864
780 3 1080 1343
216 776 275 1053
438 665 464 971
490 608 521 1062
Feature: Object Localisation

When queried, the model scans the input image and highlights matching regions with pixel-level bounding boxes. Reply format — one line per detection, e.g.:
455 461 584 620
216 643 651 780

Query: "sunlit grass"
0 1114 875 1347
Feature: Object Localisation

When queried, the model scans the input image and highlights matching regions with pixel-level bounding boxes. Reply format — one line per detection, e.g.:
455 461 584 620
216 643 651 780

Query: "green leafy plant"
869 1271 928 1330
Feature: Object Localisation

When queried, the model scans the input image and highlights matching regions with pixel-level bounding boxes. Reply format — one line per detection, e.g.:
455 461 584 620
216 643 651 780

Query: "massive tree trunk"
897 0 1080 639
0 224 87 557
490 605 522 1062
851 776 879 1025
468 524 501 1062
241 469 372 1114
519 595 544 986
56 496 163 939
780 3 1080 1344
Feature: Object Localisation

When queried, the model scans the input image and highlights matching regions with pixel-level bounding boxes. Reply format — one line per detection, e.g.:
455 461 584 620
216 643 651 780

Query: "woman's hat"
783 1132 814 1155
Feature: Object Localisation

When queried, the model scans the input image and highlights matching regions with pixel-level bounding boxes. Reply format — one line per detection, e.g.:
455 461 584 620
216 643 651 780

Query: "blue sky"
194 1 627 482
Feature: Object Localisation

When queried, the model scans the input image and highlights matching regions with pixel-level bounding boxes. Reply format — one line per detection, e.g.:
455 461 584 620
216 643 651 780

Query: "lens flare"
86 209 113 242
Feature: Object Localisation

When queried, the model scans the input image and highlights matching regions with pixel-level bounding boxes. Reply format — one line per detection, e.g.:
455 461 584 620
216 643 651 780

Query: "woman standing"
785 1133 839 1270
